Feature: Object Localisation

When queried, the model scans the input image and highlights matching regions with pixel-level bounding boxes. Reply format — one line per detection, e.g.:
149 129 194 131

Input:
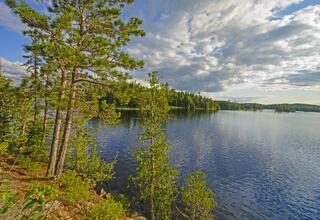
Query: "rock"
94 182 108 197
129 211 147 220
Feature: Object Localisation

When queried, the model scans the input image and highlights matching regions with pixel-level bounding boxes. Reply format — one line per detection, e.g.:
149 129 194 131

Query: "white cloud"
0 2 26 33
1 0 319 103
125 0 320 93
0 57 28 82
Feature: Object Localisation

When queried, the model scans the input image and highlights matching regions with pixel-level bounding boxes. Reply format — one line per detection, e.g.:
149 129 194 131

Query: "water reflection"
91 110 320 220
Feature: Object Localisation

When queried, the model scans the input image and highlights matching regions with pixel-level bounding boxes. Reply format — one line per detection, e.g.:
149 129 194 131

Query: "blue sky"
0 0 320 104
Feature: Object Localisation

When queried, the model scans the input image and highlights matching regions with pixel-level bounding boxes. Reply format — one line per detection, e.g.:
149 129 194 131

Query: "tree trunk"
42 98 48 142
42 97 48 144
46 109 62 177
150 137 155 220
34 95 38 125
42 74 49 146
46 70 66 177
33 59 38 126
55 70 77 178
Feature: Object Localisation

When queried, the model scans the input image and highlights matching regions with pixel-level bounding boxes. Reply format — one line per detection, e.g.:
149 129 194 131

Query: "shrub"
112 193 131 212
85 197 126 220
0 191 16 214
68 127 114 184
21 185 58 219
59 170 90 205
0 142 8 155
180 171 216 220
18 156 42 172
25 122 49 163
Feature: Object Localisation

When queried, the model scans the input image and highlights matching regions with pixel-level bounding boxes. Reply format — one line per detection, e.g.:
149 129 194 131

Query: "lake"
89 110 320 220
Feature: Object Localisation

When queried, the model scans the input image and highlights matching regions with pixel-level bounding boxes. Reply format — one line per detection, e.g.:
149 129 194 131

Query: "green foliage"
59 170 90 205
0 73 16 143
68 124 114 184
112 193 131 212
23 121 49 162
7 0 145 177
85 197 126 220
217 102 320 112
274 104 296 112
0 191 16 214
216 101 263 111
0 75 37 153
0 182 57 218
0 142 8 154
168 89 219 111
21 185 58 220
101 81 220 112
287 103 320 112
180 171 215 220
133 73 178 220
18 156 42 172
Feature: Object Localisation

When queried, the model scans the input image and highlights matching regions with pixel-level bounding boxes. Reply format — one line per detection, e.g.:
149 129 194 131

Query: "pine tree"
133 73 178 220
180 171 216 220
0 62 16 142
23 32 44 126
7 0 145 178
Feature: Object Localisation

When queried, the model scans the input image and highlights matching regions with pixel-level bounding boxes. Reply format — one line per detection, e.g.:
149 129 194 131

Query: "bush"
85 197 126 220
180 171 216 220
0 142 8 155
68 127 114 183
59 170 90 205
25 122 49 163
18 156 42 172
0 191 16 214
112 193 131 212
21 185 58 219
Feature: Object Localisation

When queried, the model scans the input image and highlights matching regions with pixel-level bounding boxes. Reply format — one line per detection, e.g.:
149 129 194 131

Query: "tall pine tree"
6 0 145 178
133 73 178 220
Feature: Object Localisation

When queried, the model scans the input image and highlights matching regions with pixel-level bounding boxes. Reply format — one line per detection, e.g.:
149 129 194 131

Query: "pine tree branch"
74 78 111 88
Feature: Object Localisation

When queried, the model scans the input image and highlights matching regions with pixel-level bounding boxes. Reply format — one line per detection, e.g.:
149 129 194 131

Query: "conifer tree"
133 73 178 220
180 171 216 220
6 0 145 178
0 62 15 142
23 32 44 126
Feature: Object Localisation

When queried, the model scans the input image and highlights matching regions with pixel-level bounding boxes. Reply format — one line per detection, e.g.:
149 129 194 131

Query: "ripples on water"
89 110 320 220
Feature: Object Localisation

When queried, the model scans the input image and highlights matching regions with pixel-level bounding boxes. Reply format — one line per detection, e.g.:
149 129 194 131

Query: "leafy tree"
180 171 216 220
132 73 178 220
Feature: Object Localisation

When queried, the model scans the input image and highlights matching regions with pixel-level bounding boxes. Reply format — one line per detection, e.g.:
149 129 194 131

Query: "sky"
0 0 320 104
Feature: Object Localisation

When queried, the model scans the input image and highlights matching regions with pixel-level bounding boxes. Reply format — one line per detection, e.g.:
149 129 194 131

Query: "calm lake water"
89 110 320 220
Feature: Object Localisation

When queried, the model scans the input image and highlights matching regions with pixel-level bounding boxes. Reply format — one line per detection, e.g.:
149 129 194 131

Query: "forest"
263 103 320 112
0 0 215 219
1 1 319 219
100 82 220 111
217 101 320 112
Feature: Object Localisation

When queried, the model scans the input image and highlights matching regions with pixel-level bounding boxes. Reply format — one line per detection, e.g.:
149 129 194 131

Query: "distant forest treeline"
263 103 320 112
101 82 220 111
101 82 320 113
217 101 320 112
